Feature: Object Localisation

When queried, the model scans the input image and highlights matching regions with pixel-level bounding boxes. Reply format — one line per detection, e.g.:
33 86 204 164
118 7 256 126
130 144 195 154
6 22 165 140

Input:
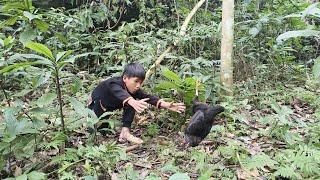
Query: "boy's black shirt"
91 76 160 111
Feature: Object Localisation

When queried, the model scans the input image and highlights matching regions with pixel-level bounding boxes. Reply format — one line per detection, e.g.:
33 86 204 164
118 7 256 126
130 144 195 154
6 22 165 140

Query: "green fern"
243 153 278 170
274 166 302 179
292 146 320 176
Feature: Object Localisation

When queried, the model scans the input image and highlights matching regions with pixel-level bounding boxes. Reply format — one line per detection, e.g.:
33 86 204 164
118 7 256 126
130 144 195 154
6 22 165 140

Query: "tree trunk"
220 0 234 96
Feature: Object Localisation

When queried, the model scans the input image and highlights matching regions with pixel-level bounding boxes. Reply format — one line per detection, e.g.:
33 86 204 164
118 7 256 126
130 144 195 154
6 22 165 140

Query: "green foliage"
0 0 319 179
243 153 278 170
169 173 190 180
155 68 205 106
313 56 320 80
276 30 320 44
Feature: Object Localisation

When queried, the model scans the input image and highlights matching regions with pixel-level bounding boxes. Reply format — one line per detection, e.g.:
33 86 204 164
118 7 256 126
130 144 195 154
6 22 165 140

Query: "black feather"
185 97 224 147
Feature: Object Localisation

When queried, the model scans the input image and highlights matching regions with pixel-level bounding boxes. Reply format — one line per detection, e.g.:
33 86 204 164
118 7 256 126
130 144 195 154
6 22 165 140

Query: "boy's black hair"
122 62 146 80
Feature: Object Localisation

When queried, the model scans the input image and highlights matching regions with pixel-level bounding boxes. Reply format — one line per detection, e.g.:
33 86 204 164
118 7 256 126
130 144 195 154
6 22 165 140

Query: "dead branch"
125 144 140 152
145 0 206 81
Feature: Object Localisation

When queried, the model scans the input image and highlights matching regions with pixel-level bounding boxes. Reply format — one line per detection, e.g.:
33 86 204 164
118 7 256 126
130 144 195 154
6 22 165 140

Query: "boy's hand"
128 98 149 113
167 102 186 114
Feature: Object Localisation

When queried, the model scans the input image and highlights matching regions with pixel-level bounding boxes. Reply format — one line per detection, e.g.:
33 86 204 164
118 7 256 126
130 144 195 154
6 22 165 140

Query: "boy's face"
123 76 143 94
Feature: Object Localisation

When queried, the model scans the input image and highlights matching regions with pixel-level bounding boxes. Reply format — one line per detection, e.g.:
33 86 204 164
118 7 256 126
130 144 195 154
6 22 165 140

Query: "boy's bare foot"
119 127 143 144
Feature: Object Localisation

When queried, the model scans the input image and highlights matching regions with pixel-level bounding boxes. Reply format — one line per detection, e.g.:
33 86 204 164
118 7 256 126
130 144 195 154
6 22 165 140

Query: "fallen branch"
125 144 140 152
145 0 206 81
134 163 152 169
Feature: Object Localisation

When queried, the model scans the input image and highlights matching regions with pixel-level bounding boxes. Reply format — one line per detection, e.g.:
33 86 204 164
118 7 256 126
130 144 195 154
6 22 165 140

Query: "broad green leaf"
4 118 32 143
55 33 67 44
27 171 46 180
7 54 53 66
156 81 178 90
71 76 82 94
19 27 37 45
35 93 56 107
276 30 320 44
0 17 18 29
56 50 74 62
0 61 46 74
32 71 52 88
62 52 99 64
24 0 33 11
23 11 38 21
169 173 190 180
4 36 14 47
1 2 26 12
26 42 54 60
249 27 260 37
162 69 181 83
67 97 88 117
34 19 49 32
312 56 320 79
284 3 320 19
0 38 3 47
16 174 28 180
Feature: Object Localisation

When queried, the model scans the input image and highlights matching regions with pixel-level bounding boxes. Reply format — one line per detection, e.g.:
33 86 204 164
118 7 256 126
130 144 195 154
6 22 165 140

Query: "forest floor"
1 75 319 179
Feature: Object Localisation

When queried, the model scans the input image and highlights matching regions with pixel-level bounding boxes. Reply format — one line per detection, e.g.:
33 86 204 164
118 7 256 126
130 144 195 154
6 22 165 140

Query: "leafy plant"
1 41 97 152
155 68 205 107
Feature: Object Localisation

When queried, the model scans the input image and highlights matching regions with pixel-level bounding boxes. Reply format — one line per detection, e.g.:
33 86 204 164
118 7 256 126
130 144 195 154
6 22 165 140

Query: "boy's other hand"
167 102 186 113
128 98 149 113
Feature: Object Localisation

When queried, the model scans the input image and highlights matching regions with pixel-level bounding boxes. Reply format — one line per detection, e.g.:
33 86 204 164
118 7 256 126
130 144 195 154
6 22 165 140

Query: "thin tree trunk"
55 68 65 153
220 0 234 96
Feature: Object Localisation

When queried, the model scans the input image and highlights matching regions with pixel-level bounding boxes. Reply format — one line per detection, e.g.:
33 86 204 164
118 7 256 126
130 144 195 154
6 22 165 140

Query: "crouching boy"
88 62 186 144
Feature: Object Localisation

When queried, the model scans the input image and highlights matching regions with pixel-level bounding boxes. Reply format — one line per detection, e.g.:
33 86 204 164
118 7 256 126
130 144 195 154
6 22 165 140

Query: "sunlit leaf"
16 174 28 180
27 171 46 180
4 36 14 47
169 173 190 180
67 96 88 117
35 93 56 107
32 71 52 88
276 30 320 44
34 19 49 32
62 52 99 64
26 42 54 60
0 61 47 74
56 50 74 62
19 27 37 45
23 11 38 21
162 69 181 83
312 56 320 79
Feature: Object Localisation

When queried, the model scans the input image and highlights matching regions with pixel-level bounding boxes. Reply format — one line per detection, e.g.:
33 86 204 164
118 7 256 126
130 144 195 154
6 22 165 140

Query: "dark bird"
184 83 224 147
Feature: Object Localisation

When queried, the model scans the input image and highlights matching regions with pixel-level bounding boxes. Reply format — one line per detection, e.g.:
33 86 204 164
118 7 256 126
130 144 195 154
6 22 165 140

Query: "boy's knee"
123 105 136 115
122 105 136 128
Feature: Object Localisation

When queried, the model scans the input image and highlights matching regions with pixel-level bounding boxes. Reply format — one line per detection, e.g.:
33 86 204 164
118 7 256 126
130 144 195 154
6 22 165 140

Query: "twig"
125 144 139 152
133 163 152 169
145 0 207 81
108 0 125 30
1 79 11 107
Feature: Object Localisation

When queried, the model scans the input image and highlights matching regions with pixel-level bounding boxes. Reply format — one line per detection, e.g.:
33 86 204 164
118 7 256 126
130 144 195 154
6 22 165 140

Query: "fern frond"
243 153 278 170
274 166 302 179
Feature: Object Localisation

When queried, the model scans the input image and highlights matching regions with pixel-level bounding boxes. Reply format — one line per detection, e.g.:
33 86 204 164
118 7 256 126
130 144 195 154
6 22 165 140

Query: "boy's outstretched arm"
158 100 186 113
127 98 149 113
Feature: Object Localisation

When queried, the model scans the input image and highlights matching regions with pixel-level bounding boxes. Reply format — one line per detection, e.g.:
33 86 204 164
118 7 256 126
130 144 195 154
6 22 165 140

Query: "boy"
88 62 186 144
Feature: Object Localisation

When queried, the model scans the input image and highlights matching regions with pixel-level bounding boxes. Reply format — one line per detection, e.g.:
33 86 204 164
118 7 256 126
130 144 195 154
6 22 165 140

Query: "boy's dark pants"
88 100 135 133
